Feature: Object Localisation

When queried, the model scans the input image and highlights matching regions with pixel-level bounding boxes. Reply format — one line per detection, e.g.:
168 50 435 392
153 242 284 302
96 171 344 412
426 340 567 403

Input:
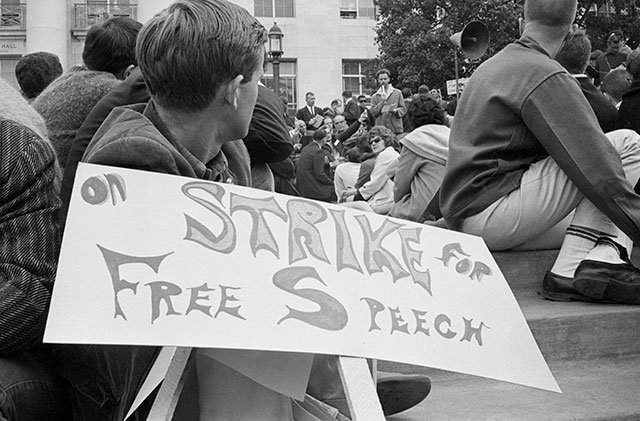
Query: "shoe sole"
574 277 640 304
538 290 616 304
376 375 431 416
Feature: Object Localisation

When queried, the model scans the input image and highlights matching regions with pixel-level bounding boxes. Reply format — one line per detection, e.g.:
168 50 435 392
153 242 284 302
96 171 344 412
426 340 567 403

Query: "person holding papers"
368 68 406 135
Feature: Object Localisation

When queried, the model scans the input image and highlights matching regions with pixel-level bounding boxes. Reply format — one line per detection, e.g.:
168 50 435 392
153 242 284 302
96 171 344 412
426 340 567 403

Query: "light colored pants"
460 130 640 260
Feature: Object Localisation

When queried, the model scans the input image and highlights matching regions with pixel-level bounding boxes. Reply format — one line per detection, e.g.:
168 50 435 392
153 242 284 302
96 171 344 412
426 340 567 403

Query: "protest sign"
45 163 560 393
446 77 469 96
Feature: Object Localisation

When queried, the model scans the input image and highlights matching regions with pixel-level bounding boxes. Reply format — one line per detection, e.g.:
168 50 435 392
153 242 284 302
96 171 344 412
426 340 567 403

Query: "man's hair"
331 98 341 107
137 0 267 111
555 27 590 74
305 92 315 99
376 68 391 79
313 127 327 142
410 97 446 127
626 49 640 80
401 87 412 98
524 0 576 28
15 51 63 100
418 84 430 94
342 90 352 98
83 17 142 75
601 68 631 102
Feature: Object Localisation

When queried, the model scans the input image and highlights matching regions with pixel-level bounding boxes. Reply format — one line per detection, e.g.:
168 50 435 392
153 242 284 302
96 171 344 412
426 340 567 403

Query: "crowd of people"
2 0 640 419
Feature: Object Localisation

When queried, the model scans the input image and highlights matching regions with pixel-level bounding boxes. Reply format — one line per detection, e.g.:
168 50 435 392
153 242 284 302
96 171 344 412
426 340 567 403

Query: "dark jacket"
296 141 335 201
343 98 361 126
441 34 640 244
576 75 618 133
295 105 324 130
616 79 640 134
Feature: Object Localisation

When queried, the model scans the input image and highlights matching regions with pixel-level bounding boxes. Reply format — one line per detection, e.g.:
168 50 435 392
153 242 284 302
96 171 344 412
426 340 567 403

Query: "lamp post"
268 22 284 96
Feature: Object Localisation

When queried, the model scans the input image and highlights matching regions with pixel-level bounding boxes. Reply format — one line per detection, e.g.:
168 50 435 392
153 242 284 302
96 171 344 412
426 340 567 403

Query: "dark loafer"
376 374 431 416
539 271 611 303
573 259 640 304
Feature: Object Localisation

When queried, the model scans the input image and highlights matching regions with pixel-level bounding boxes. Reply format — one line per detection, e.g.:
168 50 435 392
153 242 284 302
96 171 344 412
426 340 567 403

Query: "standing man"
440 0 640 304
593 31 628 86
296 91 324 130
369 68 406 135
342 90 360 126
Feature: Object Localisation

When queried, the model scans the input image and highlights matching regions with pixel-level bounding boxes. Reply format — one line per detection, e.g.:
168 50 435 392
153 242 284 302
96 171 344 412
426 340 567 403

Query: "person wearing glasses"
341 125 400 214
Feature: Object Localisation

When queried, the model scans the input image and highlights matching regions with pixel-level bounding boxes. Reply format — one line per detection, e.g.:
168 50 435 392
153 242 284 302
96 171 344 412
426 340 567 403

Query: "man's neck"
156 104 222 163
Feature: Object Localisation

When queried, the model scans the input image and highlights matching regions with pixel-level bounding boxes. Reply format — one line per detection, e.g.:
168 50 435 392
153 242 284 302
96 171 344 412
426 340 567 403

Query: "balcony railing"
0 4 26 29
72 3 137 29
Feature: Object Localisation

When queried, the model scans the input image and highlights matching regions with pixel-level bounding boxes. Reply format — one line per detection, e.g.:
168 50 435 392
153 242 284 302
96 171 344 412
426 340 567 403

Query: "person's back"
441 32 575 227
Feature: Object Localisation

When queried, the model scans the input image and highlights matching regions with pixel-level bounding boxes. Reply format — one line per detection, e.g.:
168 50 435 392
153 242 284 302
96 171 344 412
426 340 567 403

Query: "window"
340 0 375 19
0 57 20 93
1 0 23 28
254 0 294 18
261 61 297 116
342 60 374 97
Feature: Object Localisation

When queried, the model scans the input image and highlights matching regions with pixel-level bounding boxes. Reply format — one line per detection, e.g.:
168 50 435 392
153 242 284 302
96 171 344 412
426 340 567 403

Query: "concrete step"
377 249 640 420
381 355 640 420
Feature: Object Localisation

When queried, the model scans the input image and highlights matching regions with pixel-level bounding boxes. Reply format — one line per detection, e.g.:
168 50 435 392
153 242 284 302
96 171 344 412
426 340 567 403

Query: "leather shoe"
540 271 610 303
376 374 431 416
573 259 640 304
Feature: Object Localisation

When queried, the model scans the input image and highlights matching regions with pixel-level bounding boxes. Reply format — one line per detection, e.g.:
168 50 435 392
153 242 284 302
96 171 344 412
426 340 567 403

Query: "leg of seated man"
460 130 640 297
0 349 71 420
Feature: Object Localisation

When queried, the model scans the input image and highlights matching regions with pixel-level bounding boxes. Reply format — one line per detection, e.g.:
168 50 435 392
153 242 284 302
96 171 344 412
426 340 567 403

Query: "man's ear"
115 64 136 81
223 75 245 110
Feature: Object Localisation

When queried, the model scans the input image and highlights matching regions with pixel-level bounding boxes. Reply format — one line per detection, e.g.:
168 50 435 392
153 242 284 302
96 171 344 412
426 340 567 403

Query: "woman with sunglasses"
341 125 400 214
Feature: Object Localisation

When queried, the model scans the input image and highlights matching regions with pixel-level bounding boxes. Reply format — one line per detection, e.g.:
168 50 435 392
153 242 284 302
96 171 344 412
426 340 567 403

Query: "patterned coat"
0 117 61 355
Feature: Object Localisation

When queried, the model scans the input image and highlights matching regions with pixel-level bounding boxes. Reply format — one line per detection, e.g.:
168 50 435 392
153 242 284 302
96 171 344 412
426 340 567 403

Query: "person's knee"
605 128 640 152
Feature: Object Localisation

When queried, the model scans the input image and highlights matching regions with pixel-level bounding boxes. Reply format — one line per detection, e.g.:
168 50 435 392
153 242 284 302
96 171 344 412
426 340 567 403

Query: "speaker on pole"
449 21 489 100
449 20 489 60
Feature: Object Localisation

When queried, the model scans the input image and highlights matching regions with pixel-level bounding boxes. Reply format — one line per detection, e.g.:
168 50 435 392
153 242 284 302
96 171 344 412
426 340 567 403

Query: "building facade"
0 0 379 112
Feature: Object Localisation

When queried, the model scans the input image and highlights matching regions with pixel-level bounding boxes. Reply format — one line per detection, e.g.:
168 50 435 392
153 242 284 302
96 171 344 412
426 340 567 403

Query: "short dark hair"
83 17 142 75
401 87 412 98
15 51 63 100
410 97 446 127
342 90 352 98
376 68 391 79
555 27 590 74
313 127 328 142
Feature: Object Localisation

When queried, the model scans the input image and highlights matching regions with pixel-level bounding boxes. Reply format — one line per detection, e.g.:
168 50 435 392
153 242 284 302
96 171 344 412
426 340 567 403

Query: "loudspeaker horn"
449 21 489 60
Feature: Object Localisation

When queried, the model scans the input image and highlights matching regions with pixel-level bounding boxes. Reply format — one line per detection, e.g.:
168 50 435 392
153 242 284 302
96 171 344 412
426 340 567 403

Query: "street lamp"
268 22 284 96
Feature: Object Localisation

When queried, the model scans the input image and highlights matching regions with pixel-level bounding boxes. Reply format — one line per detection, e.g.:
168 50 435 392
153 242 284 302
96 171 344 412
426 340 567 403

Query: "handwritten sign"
45 163 560 393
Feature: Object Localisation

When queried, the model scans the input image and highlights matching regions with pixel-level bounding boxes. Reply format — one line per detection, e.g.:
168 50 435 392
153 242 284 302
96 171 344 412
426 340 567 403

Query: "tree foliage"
371 0 640 96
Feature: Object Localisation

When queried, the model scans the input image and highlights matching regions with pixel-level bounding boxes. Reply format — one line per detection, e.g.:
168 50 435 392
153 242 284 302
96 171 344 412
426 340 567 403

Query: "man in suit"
342 90 361 126
296 91 323 130
296 127 336 202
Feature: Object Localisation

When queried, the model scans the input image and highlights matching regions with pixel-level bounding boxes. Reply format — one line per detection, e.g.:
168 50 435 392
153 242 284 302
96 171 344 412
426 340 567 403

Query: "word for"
436 242 492 282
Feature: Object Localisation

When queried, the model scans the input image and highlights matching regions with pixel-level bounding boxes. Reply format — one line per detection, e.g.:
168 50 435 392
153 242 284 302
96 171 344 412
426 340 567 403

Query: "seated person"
389 96 449 222
52 1 305 419
296 128 337 202
0 77 70 419
554 26 618 133
617 49 640 135
342 126 400 214
334 147 362 202
440 0 640 305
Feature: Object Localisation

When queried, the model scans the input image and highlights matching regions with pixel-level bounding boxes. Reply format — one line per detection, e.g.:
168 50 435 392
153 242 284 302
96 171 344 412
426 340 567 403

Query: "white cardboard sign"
45 163 560 393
